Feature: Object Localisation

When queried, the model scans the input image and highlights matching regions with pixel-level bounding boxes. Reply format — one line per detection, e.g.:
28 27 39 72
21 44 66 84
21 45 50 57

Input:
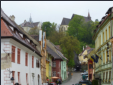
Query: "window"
52 61 56 67
36 60 39 68
12 71 15 84
25 53 28 66
109 50 111 62
106 29 107 41
106 51 108 63
53 71 56 76
103 72 105 82
89 64 93 69
106 72 108 81
109 26 111 38
26 73 28 85
103 52 105 64
17 48 20 64
18 72 20 84
32 56 34 68
99 35 101 46
109 71 111 81
12 46 16 62
103 32 104 43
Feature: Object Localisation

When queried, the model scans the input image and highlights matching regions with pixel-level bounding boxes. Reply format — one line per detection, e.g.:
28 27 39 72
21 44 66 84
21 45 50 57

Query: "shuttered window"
103 32 104 43
12 46 16 62
25 53 28 66
26 73 28 85
36 60 39 68
18 72 20 84
12 71 15 84
106 29 107 41
32 56 34 68
17 48 20 64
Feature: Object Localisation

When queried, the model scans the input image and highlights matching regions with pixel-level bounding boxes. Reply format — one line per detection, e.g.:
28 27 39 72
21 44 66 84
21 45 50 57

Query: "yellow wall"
79 50 88 64
46 62 49 78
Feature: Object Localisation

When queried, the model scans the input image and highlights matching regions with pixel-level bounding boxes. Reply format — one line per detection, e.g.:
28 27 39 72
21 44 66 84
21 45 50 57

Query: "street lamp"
10 77 14 83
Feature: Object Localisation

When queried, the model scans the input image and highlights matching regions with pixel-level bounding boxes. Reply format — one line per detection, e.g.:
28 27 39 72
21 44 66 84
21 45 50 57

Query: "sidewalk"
62 72 72 84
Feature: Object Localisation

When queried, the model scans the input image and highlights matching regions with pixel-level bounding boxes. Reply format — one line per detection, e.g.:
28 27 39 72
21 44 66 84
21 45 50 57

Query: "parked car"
49 82 57 85
79 80 92 85
81 71 88 76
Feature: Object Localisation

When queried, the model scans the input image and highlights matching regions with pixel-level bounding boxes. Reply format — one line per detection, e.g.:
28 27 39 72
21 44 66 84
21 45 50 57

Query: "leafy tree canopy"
42 22 57 38
28 26 39 35
60 33 80 67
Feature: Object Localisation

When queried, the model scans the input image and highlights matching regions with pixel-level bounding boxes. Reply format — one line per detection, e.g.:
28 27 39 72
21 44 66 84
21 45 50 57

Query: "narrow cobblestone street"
62 72 82 85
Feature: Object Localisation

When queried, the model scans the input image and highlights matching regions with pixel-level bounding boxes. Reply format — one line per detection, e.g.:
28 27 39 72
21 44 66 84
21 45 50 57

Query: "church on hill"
20 14 42 33
59 12 92 32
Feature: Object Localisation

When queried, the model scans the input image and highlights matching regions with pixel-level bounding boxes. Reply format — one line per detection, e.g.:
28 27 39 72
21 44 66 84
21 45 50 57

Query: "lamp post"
10 77 14 83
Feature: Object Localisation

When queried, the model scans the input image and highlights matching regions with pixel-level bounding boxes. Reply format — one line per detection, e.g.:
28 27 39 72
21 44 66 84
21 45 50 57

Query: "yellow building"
110 37 113 85
79 45 91 65
93 7 113 85
46 52 49 78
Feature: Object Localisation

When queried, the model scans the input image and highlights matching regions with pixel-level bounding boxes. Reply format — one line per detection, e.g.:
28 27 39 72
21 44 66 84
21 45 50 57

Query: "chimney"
43 32 45 47
83 46 84 51
39 30 42 41
10 15 15 21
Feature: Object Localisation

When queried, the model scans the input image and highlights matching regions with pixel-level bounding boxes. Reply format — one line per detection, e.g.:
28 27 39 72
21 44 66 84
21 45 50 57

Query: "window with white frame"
52 61 56 67
53 71 56 76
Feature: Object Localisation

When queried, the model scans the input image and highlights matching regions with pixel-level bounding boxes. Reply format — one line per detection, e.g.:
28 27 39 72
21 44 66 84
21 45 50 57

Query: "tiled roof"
46 40 63 60
106 7 113 14
20 21 39 28
31 35 39 42
1 8 42 57
55 45 68 60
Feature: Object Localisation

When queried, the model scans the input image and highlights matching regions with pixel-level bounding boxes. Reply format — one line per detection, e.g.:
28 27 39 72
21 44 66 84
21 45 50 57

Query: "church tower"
29 14 33 23
88 11 91 20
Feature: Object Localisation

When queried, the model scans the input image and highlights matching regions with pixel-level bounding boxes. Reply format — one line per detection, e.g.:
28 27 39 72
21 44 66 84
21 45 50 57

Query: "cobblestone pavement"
62 72 82 85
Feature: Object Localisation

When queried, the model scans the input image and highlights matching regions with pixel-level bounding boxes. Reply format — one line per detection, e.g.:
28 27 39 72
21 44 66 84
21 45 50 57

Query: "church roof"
20 21 39 28
61 18 71 25
71 14 92 22
60 13 92 25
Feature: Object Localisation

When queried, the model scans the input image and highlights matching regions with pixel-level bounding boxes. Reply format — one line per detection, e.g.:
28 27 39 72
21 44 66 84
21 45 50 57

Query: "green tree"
67 15 85 40
42 22 57 38
48 31 65 45
60 33 80 68
28 26 39 35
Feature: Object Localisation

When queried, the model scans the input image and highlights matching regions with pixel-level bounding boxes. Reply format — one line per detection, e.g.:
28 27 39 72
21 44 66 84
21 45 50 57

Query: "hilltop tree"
42 22 57 38
60 33 80 68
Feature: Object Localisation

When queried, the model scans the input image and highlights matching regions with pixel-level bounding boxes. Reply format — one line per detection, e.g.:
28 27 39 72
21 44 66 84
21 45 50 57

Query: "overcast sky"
1 1 113 25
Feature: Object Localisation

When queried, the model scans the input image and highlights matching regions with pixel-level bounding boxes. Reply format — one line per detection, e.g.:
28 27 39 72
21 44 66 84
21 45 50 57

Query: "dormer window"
9 26 14 31
19 33 23 38
27 39 30 43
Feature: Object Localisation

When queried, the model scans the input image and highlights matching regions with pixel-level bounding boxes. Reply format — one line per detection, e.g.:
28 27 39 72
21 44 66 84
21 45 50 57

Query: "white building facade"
1 39 42 85
1 8 42 85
